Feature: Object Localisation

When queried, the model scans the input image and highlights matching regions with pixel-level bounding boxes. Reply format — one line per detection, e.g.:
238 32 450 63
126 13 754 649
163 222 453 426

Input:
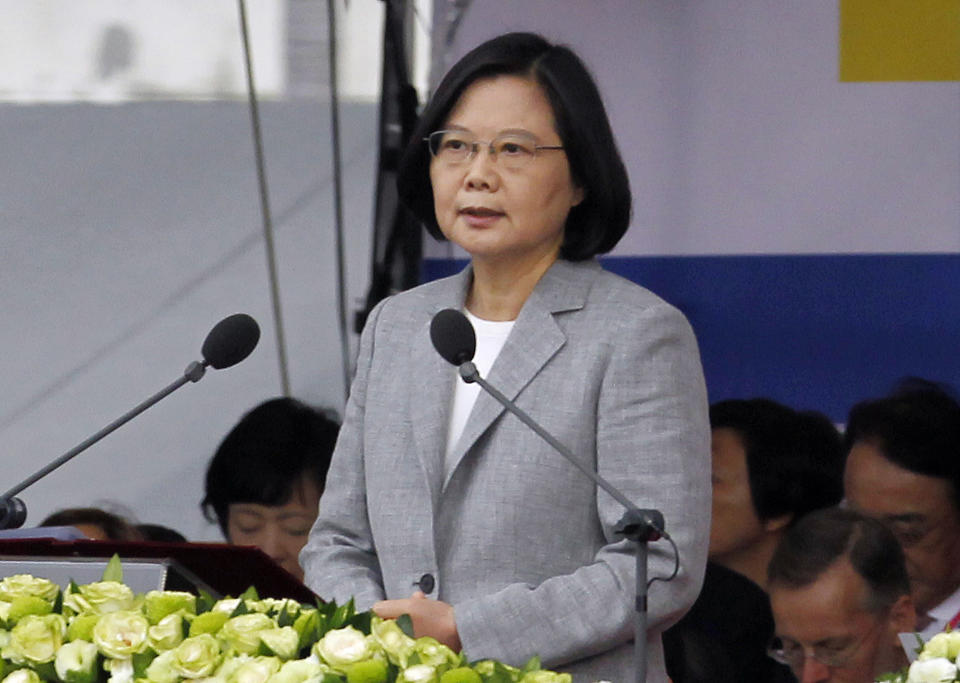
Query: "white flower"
93 610 150 658
222 656 282 683
266 658 327 683
220 613 277 655
907 657 958 683
0 575 60 603
1 669 43 683
397 664 438 683
104 656 135 683
313 626 375 672
144 591 196 624
54 639 99 683
65 582 135 616
3 613 67 665
148 613 186 652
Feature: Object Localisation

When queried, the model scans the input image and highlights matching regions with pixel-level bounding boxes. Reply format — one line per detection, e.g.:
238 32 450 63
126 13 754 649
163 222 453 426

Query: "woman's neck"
467 251 558 321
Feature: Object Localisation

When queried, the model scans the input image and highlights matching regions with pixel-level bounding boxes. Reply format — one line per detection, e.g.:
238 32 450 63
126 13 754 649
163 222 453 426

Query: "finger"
411 591 427 599
372 599 409 618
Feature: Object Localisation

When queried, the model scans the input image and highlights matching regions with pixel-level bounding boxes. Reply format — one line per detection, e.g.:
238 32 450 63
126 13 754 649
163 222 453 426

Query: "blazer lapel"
409 265 473 506
442 259 598 490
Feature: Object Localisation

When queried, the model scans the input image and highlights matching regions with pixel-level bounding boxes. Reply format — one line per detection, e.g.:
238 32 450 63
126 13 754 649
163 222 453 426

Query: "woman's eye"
499 142 530 155
444 139 468 151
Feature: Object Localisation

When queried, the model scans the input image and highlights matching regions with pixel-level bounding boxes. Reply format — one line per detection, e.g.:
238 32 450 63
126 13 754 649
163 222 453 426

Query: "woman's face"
226 476 321 581
429 75 584 270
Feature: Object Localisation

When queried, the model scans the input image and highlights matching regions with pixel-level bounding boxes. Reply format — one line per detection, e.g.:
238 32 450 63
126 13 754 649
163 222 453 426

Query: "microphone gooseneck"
202 313 261 369
0 314 262 531
430 308 476 366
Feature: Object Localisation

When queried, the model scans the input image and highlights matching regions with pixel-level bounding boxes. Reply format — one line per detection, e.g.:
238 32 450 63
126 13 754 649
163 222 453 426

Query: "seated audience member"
842 378 960 641
137 523 187 543
202 397 339 582
665 398 844 683
40 507 144 541
767 507 916 683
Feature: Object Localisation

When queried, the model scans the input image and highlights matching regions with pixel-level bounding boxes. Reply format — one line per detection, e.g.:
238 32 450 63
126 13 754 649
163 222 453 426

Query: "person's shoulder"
364 271 465 331
574 260 688 321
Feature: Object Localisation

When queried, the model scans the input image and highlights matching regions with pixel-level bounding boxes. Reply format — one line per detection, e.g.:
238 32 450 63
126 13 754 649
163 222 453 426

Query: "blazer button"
415 573 435 594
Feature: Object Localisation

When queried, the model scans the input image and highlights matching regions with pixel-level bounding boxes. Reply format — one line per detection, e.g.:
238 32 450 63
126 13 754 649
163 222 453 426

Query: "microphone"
429 308 673 683
0 314 261 531
429 308 476 366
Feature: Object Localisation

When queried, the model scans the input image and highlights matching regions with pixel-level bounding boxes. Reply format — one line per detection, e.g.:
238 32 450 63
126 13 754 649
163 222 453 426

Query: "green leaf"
276 605 295 628
101 555 124 583
347 610 372 635
239 586 260 602
396 614 414 639
132 651 156 678
52 588 63 614
196 589 216 614
330 598 355 631
519 656 540 675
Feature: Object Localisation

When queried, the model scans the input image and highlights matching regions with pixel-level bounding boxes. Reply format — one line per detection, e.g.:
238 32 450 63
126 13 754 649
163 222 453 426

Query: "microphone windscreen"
202 313 261 369
430 308 476 366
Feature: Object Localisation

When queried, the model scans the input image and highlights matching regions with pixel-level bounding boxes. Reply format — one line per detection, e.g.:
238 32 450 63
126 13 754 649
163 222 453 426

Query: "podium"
0 534 318 603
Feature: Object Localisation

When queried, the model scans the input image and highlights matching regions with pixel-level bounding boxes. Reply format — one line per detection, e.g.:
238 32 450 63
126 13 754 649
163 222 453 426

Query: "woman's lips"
459 207 504 228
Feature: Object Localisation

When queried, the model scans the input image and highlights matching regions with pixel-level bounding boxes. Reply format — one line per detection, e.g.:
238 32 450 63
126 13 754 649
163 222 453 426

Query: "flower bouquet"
0 558 570 683
879 631 960 682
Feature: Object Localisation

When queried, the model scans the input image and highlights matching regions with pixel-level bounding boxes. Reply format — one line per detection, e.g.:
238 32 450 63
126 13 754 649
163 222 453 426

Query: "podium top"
0 536 318 604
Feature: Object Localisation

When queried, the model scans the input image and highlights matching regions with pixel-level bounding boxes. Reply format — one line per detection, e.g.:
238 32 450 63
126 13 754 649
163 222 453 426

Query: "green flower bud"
188 611 229 637
93 610 150 659
147 614 185 653
3 613 66 665
143 592 196 625
439 667 482 683
67 614 100 643
54 640 99 683
345 658 388 683
258 627 300 660
6 597 53 624
220 614 277 656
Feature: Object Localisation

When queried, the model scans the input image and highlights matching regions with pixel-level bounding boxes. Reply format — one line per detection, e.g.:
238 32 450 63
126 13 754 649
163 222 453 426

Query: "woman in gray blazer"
300 32 710 682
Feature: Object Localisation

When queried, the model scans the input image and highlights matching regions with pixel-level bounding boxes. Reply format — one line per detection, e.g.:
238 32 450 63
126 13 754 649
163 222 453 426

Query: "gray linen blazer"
301 258 710 682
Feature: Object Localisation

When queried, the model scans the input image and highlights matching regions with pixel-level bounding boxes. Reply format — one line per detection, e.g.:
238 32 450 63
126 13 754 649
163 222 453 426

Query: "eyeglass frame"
766 611 889 672
423 129 565 168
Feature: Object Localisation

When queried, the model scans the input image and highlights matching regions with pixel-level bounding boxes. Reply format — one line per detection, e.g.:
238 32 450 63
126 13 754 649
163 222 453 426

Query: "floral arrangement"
879 631 960 682
0 559 570 683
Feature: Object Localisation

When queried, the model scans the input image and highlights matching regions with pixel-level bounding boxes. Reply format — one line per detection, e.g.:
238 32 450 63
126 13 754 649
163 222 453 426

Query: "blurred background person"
40 506 144 541
202 397 339 581
665 398 844 682
842 378 960 641
767 507 916 683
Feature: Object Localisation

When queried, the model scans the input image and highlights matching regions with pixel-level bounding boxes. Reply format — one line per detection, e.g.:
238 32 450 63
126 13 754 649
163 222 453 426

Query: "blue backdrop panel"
422 254 960 422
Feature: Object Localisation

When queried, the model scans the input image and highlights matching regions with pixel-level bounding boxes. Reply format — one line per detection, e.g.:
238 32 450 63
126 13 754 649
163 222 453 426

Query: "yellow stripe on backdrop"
839 0 960 81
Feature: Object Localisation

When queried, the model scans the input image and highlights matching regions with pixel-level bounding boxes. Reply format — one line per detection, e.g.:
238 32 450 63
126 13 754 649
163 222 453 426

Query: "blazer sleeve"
452 300 711 669
299 299 387 608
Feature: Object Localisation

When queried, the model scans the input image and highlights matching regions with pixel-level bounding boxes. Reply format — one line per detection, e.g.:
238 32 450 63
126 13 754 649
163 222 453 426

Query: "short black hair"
711 398 844 523
201 397 340 537
844 378 960 509
768 507 910 613
397 32 632 261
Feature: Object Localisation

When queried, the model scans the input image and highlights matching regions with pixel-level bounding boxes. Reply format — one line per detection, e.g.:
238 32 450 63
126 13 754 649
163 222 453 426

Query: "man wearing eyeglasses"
841 379 960 642
767 507 916 683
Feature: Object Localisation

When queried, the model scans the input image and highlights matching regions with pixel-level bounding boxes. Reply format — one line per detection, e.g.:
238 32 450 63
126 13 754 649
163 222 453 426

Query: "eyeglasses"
424 130 564 170
767 616 886 671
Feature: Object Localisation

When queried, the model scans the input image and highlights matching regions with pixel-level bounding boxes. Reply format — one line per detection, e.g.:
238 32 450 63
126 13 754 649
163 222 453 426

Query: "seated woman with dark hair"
201 397 339 582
